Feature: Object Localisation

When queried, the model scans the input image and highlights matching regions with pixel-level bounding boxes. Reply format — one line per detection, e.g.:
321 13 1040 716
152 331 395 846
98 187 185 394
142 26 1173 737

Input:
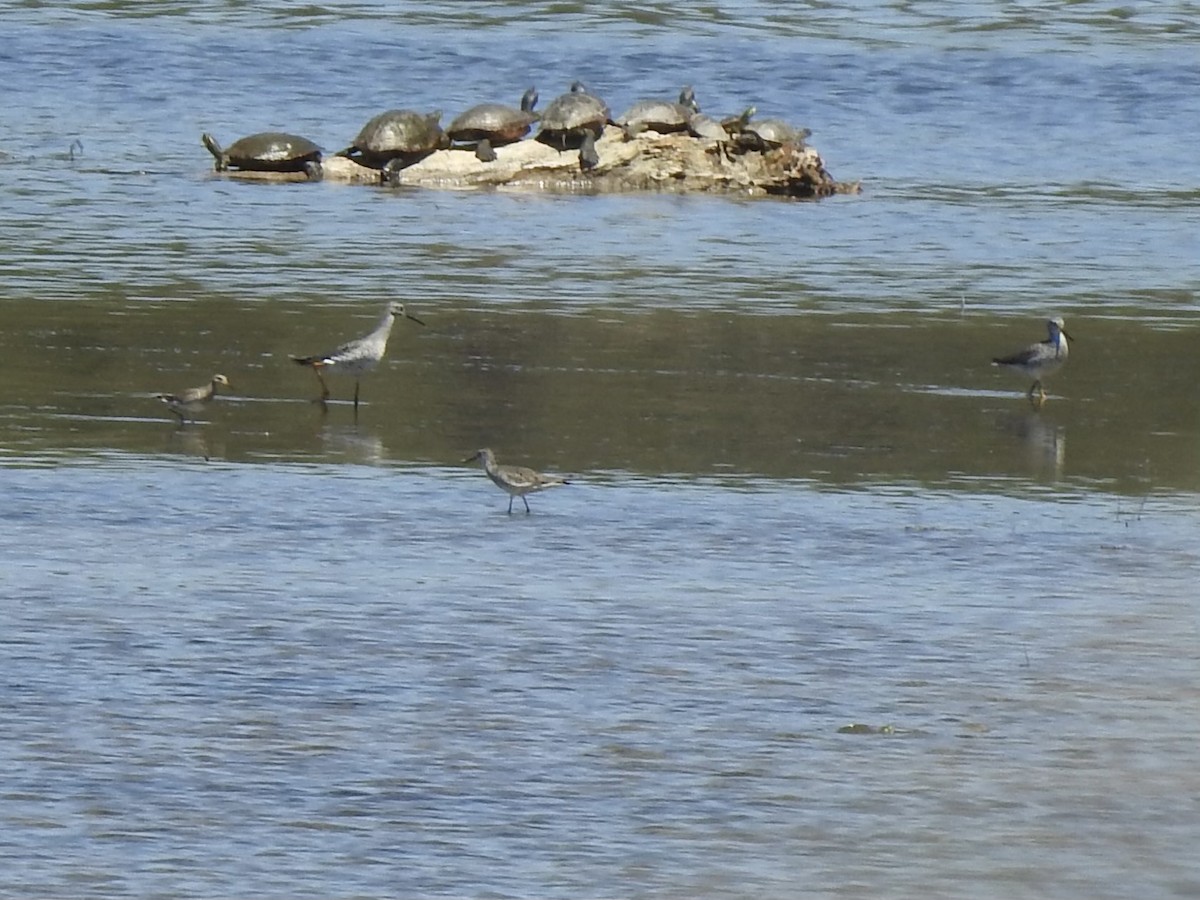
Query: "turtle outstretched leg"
381 157 399 186
380 156 411 186
578 129 600 171
303 160 324 181
475 139 497 163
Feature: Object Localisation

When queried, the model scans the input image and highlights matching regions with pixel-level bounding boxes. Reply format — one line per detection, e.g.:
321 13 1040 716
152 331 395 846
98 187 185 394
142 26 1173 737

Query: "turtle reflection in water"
201 132 323 180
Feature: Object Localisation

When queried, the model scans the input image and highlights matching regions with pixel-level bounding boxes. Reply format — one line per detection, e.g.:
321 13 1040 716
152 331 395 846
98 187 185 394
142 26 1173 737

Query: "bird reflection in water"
318 422 386 465
999 412 1066 481
163 427 215 463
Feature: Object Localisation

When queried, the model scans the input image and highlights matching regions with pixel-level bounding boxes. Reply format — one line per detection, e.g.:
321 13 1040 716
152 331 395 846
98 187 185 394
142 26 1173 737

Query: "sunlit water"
5 461 1199 898
2 2 1199 898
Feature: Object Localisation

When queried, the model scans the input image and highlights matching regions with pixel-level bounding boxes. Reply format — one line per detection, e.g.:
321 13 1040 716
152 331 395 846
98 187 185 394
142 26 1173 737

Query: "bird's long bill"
406 312 427 326
462 451 481 463
1062 328 1075 343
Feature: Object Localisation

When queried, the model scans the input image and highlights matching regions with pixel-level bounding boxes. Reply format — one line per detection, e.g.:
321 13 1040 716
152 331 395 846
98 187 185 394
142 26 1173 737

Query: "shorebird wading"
463 448 569 514
992 316 1072 405
290 301 425 408
155 374 230 424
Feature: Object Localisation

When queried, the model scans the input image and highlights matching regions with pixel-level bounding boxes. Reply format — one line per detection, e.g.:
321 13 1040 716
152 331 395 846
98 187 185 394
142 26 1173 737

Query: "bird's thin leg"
1028 380 1046 409
522 496 531 514
507 496 514 515
353 381 361 410
313 367 330 402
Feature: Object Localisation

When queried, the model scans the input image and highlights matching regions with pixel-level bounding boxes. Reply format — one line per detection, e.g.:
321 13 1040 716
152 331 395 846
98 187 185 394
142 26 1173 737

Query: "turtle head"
521 86 539 114
679 85 698 112
424 110 452 150
201 133 227 170
212 374 231 389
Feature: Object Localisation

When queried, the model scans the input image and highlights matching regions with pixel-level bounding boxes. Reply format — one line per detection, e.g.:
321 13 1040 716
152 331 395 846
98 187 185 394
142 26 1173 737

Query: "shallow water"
2 2 1200 898
4 462 1200 899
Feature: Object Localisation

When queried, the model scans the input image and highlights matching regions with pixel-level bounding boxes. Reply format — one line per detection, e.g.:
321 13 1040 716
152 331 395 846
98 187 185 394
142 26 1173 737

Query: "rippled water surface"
2 2 1199 898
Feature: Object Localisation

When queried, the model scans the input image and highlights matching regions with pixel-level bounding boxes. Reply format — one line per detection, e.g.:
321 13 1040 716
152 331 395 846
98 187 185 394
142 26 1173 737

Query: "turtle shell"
744 119 812 148
537 85 610 151
615 99 693 135
616 88 698 137
447 103 538 145
687 113 729 141
345 110 446 165
203 132 322 173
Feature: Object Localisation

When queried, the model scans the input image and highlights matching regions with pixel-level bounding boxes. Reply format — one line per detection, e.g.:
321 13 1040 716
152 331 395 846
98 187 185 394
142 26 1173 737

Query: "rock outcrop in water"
205 125 860 200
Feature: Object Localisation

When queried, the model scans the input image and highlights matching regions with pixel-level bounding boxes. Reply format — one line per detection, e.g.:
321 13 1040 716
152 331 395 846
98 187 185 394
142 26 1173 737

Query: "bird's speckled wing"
994 346 1038 366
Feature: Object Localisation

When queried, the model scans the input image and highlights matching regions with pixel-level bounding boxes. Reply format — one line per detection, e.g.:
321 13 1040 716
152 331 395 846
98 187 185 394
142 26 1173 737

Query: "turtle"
686 111 738 161
447 87 540 163
339 109 448 174
719 106 757 136
536 81 611 172
686 113 728 141
615 86 699 139
674 105 755 159
201 132 323 179
736 118 812 151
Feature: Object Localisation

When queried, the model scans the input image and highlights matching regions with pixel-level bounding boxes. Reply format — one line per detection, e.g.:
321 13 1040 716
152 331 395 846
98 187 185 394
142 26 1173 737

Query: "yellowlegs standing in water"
290 301 425 409
992 316 1072 405
463 448 569 514
155 374 230 424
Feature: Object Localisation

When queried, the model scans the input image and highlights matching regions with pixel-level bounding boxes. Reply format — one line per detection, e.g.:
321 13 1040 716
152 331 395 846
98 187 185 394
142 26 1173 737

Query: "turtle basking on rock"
201 132 323 179
447 87 540 163
719 105 758 136
536 81 611 172
685 111 739 160
615 86 699 139
339 109 448 175
686 112 729 141
735 117 812 151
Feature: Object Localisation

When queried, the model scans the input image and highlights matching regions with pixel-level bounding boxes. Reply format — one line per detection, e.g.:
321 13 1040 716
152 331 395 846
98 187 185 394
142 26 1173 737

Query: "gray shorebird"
155 374 230 424
992 316 1072 405
463 448 569 514
290 301 425 409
